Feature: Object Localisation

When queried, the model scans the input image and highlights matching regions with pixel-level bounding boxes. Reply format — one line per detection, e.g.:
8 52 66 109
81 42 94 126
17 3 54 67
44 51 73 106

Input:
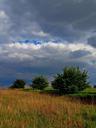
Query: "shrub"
52 67 89 94
10 79 26 88
31 76 49 90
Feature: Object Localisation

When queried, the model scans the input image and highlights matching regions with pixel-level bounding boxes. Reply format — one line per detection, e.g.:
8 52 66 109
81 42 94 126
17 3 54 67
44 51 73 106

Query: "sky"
0 0 96 86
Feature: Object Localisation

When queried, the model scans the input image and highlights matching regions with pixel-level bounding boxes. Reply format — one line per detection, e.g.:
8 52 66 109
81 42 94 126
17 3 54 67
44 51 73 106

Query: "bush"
52 67 89 94
10 79 26 89
31 76 49 90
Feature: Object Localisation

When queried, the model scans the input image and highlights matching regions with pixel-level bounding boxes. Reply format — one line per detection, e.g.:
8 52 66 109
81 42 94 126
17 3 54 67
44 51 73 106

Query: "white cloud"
31 30 49 37
0 10 7 18
0 41 96 67
0 10 11 40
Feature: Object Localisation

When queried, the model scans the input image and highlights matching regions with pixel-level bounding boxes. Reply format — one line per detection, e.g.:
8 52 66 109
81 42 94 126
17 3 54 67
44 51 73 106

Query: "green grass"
23 87 96 97
69 88 96 97
68 88 96 105
82 88 96 93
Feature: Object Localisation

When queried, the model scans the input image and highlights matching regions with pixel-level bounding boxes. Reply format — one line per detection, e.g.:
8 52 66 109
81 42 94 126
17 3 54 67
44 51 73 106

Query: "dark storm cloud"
0 0 49 43
70 50 91 58
31 0 96 39
88 36 96 47
1 0 96 42
0 0 96 85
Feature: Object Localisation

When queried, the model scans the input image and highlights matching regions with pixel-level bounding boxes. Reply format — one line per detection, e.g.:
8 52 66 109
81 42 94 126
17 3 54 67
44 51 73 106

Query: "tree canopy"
52 67 89 94
31 76 49 90
10 79 26 89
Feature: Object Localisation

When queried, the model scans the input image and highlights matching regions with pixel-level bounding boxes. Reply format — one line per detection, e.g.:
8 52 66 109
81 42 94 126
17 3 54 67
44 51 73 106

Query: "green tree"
32 76 49 90
10 79 26 88
52 67 89 94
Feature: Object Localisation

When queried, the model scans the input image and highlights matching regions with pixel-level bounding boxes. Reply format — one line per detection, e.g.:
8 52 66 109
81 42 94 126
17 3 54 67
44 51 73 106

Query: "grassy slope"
0 89 96 128
70 88 96 97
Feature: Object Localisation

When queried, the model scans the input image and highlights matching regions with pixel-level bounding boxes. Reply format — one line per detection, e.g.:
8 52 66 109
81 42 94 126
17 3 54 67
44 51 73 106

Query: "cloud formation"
0 41 95 63
0 0 96 85
0 41 96 85
0 0 96 42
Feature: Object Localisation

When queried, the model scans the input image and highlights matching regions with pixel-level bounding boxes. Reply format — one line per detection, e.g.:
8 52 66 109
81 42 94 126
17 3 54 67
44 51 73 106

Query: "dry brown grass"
0 89 95 128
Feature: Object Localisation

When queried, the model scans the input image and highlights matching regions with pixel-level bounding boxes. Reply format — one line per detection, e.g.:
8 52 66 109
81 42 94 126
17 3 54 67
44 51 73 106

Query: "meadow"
0 89 96 128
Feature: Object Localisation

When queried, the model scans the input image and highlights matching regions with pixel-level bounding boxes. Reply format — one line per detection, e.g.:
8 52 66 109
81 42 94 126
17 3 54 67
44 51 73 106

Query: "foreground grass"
0 89 96 128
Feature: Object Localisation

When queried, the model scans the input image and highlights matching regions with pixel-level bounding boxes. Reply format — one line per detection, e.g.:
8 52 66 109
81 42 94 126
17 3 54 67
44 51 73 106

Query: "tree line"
10 66 90 94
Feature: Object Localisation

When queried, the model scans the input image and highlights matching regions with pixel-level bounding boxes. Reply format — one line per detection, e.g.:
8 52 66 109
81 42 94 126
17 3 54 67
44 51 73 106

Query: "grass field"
0 89 96 128
70 88 96 96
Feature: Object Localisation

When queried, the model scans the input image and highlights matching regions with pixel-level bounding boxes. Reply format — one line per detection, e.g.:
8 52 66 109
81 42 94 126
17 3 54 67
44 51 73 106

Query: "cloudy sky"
0 0 96 86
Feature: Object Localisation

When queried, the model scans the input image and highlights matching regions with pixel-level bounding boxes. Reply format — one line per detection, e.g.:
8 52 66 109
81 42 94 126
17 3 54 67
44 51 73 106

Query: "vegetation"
0 89 96 128
10 79 26 88
70 88 96 100
52 67 89 94
31 76 49 90
3 66 96 127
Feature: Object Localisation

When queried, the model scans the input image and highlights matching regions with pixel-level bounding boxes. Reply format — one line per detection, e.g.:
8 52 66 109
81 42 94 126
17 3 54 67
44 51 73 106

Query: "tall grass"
0 89 96 128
